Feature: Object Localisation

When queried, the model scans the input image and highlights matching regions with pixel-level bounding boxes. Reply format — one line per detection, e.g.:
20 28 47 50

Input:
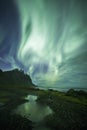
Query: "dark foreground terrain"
0 88 87 130
0 110 32 130
37 89 87 130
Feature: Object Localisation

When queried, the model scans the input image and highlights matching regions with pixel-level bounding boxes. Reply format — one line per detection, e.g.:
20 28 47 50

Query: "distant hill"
0 69 34 88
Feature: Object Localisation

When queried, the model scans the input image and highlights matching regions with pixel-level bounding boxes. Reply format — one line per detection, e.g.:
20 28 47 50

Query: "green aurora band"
1 0 87 90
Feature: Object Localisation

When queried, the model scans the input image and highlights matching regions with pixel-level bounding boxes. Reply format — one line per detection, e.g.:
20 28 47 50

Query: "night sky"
0 0 87 90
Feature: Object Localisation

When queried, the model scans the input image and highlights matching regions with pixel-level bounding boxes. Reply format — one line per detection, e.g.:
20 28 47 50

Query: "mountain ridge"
0 69 34 88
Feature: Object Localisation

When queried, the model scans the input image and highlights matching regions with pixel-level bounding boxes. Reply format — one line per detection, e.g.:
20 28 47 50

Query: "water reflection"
14 95 52 122
25 95 37 101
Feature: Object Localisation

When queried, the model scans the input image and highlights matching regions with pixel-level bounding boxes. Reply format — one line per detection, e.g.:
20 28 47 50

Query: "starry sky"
0 0 87 90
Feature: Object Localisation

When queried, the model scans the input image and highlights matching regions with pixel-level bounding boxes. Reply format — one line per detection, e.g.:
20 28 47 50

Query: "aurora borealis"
0 0 87 90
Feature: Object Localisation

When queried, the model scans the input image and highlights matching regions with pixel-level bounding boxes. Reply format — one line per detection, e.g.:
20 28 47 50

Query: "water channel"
14 95 53 130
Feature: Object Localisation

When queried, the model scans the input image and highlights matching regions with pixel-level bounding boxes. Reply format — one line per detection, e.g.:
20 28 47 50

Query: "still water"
14 95 53 130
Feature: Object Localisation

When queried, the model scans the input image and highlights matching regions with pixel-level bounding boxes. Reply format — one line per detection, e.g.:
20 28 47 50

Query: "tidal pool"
14 95 53 123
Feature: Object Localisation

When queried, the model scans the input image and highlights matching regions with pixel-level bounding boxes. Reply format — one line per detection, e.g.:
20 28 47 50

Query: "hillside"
0 69 34 88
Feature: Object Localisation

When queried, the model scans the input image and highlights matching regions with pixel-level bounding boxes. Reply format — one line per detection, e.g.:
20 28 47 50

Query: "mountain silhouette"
0 69 34 88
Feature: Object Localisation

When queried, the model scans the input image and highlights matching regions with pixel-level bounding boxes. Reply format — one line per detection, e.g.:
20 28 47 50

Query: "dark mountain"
0 69 34 87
